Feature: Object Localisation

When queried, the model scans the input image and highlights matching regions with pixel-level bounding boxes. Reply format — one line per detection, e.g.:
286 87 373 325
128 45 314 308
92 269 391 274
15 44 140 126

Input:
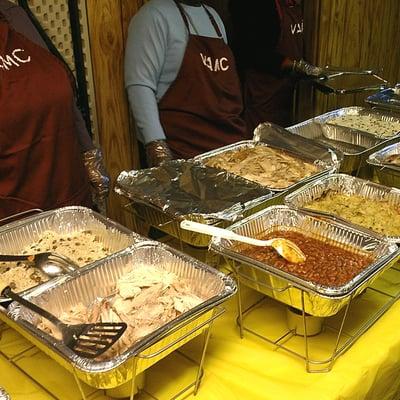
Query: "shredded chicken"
38 264 205 359
205 145 320 189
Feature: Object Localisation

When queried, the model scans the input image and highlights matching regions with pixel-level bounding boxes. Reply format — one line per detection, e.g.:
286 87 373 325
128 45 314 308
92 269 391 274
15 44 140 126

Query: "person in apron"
0 1 110 219
229 0 323 132
125 0 248 167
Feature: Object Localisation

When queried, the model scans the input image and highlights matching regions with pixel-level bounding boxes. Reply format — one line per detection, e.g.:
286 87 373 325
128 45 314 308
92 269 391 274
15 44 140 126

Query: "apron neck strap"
173 1 222 38
274 0 284 21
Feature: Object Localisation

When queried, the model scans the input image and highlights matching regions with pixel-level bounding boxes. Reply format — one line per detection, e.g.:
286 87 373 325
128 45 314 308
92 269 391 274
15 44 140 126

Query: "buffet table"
2 271 400 400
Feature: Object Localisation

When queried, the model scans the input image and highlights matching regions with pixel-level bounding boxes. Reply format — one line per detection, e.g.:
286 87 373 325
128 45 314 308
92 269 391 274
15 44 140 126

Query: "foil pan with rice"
0 207 140 302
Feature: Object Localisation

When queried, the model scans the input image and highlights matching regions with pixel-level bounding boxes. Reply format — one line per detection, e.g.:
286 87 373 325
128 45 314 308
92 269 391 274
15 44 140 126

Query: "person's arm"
125 5 173 166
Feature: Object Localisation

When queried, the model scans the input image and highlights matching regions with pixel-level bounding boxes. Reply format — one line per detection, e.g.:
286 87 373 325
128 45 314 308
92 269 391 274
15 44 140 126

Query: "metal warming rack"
211 205 400 372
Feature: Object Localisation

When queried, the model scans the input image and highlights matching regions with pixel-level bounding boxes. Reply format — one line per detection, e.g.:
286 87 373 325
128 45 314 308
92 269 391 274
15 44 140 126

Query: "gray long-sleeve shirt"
124 0 227 145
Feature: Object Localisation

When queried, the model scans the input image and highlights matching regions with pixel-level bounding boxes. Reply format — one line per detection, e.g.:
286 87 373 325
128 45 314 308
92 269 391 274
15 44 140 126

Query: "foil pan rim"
7 241 237 373
210 205 399 297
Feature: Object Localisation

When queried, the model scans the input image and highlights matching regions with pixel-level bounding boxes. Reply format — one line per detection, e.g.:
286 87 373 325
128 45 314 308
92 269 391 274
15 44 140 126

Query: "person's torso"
275 0 303 60
143 0 228 101
0 13 91 215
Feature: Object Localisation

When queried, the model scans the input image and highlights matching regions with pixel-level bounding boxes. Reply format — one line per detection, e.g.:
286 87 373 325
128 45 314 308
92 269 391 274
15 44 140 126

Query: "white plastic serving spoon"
180 220 306 264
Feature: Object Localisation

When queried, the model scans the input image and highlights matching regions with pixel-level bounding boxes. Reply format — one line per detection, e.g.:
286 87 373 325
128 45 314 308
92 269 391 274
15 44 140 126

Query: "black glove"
292 59 324 78
145 140 173 167
82 148 110 202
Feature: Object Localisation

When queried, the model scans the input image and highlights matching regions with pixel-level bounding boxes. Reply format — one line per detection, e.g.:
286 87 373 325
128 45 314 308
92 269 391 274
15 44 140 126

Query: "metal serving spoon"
180 220 306 264
0 252 78 278
2 286 127 359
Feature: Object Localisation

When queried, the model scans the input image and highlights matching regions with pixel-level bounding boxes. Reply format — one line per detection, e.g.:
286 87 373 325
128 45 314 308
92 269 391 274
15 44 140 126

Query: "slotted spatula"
2 286 127 359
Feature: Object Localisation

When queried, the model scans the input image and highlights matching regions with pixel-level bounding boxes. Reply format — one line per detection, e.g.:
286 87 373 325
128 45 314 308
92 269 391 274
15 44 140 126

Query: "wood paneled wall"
86 0 145 228
306 0 400 116
85 0 400 227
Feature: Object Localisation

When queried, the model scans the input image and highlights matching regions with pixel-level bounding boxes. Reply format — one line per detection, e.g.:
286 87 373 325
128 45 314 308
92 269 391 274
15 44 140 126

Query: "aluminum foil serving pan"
194 122 341 193
115 160 274 247
367 142 400 189
0 206 140 303
211 206 399 317
284 174 400 243
5 242 236 389
287 107 399 174
366 85 400 113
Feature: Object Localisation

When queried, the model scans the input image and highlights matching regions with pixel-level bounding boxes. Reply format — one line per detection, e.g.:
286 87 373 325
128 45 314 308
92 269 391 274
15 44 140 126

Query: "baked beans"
239 230 374 287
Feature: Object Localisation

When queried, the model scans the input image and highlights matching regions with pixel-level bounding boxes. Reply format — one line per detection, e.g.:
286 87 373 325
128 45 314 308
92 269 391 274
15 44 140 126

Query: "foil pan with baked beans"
284 173 400 243
211 205 399 317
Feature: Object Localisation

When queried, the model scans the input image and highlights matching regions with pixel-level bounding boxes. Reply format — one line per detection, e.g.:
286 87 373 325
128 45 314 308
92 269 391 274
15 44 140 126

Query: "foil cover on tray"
284 173 400 243
211 205 399 316
115 160 273 223
0 206 140 302
6 241 236 388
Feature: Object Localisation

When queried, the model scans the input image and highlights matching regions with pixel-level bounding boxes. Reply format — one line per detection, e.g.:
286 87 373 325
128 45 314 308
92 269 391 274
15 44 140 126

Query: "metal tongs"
180 220 306 264
0 252 78 278
2 286 127 359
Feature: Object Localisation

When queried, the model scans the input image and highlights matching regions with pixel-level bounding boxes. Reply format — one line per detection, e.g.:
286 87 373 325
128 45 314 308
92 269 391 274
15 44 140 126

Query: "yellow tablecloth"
2 270 400 400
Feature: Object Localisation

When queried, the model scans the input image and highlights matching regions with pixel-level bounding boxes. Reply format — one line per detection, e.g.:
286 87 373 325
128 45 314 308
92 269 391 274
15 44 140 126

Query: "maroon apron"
0 13 92 219
243 0 304 131
159 1 248 159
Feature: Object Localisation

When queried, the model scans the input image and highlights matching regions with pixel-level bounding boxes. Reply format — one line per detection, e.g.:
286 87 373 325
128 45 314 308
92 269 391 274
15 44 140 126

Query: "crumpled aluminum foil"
115 160 273 223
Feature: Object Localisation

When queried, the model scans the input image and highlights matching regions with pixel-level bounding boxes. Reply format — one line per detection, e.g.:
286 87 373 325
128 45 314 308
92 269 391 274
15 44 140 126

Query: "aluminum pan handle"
180 220 270 246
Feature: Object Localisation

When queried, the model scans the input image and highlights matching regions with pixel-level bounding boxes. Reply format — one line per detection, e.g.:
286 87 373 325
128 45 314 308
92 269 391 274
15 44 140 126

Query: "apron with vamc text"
0 13 91 219
158 1 248 159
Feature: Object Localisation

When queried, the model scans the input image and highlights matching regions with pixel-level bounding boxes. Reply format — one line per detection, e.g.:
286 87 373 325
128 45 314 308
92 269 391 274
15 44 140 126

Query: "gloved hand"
145 140 173 167
82 148 110 202
292 59 324 78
